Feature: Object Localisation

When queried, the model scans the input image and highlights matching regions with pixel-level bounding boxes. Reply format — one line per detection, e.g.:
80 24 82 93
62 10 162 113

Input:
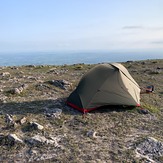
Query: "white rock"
30 122 44 130
5 114 14 125
27 135 47 145
19 117 27 124
45 108 62 118
12 88 21 94
8 134 24 144
1 72 10 77
27 135 61 147
18 87 24 92
86 130 98 138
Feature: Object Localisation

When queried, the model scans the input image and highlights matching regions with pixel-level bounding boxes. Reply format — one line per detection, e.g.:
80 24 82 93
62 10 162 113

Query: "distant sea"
0 51 162 66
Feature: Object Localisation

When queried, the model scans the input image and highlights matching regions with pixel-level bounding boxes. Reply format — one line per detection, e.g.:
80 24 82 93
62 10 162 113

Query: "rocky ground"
0 59 163 163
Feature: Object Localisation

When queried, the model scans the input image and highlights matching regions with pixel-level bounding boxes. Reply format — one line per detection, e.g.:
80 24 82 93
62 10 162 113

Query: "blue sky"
0 0 163 53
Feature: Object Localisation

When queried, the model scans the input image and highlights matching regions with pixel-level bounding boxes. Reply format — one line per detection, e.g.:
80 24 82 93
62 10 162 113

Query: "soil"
0 59 163 162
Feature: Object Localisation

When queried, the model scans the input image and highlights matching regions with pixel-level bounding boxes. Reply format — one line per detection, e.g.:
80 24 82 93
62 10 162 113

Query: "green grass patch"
141 103 160 113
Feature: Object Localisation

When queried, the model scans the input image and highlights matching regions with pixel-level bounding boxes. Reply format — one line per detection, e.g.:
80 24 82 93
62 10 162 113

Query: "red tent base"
67 102 97 113
67 101 141 113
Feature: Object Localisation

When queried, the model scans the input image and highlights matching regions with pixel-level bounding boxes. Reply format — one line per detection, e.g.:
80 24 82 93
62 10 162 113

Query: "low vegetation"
0 59 163 162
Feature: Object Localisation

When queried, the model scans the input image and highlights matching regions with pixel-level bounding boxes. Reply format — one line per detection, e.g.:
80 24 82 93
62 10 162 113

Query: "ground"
0 59 163 162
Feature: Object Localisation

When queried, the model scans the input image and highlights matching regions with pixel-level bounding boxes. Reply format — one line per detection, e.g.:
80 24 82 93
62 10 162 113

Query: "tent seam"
86 65 118 108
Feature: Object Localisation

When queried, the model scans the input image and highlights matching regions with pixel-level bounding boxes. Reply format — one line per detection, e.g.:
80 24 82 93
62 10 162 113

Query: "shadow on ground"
90 105 136 113
0 98 136 116
0 98 65 115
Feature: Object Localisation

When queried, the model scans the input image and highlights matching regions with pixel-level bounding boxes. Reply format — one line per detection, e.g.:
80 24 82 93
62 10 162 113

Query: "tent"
67 63 140 113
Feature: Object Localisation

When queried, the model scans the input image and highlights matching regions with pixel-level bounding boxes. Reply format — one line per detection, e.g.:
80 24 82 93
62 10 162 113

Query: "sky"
0 0 163 53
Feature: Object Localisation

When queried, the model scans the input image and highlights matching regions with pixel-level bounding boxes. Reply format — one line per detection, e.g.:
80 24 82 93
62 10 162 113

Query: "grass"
141 103 160 113
0 59 163 162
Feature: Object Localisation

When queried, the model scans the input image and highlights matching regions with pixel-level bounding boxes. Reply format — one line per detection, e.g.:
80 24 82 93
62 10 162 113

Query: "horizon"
0 50 162 67
0 0 163 53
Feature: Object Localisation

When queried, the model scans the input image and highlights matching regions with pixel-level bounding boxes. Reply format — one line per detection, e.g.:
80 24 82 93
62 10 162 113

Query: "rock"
126 60 133 63
47 68 57 73
8 134 24 144
20 117 27 124
47 69 68 75
28 149 38 155
5 114 14 125
27 135 47 145
136 137 163 162
149 70 161 74
48 80 72 90
45 108 62 118
74 65 83 70
19 71 24 74
26 135 60 146
21 84 28 89
12 88 21 94
141 61 146 65
48 136 61 147
18 87 24 92
30 122 44 130
26 65 36 68
0 133 5 141
156 67 162 70
11 67 19 70
152 61 158 63
27 76 37 80
139 108 150 114
16 117 27 125
10 84 28 94
35 84 51 91
86 130 98 138
0 96 7 104
1 72 10 77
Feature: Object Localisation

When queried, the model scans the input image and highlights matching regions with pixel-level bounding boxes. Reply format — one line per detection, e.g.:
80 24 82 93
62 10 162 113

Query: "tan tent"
67 63 140 113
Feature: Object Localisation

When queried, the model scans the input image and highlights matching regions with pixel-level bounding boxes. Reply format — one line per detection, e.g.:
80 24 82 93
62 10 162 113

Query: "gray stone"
11 84 28 94
20 117 27 124
45 108 62 118
30 122 44 130
48 135 61 147
18 87 24 92
28 149 38 155
0 133 5 141
16 117 27 125
8 134 24 144
139 108 150 114
26 135 60 146
86 130 98 138
48 79 71 90
126 60 134 63
5 114 14 125
156 67 163 70
12 88 21 94
27 135 47 145
21 84 28 89
0 96 7 104
1 72 10 77
27 76 37 80
136 137 163 161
